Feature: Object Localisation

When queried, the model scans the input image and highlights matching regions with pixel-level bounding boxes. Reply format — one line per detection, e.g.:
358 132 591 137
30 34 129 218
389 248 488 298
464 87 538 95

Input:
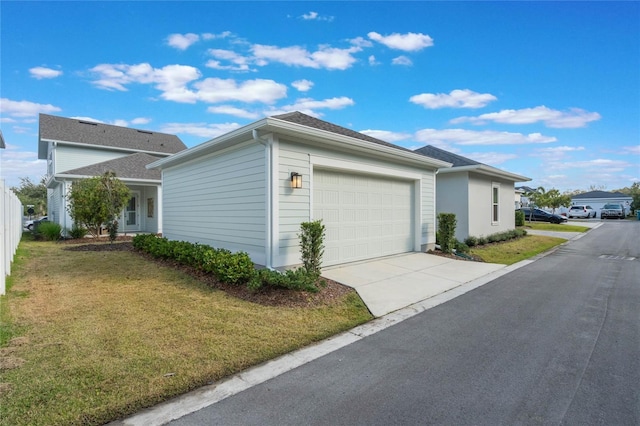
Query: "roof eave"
438 164 531 182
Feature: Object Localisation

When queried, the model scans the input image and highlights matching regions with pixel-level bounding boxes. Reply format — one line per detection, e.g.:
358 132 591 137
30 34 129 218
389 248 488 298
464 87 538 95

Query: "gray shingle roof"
572 190 630 199
271 111 415 154
61 153 163 181
39 114 186 157
413 145 480 167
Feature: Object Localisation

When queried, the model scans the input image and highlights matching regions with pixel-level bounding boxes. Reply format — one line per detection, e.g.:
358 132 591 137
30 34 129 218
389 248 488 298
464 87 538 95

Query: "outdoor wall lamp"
290 172 302 189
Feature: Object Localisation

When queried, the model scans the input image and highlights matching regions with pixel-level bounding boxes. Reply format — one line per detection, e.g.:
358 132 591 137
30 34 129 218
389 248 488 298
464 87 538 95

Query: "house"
414 145 531 242
148 112 452 269
38 114 186 235
570 190 633 217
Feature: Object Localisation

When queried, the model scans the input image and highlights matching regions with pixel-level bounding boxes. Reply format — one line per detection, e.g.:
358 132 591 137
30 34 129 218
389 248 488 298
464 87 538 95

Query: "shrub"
68 224 88 239
437 213 457 254
455 240 470 253
299 220 325 278
515 210 525 227
249 267 321 293
35 221 62 241
464 236 478 247
477 236 488 246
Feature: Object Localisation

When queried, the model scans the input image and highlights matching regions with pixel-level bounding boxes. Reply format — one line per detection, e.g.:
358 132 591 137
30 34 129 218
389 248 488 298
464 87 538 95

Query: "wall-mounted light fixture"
290 172 302 189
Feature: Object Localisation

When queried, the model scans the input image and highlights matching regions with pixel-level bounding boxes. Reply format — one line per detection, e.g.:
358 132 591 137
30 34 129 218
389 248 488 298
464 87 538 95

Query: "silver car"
600 204 625 219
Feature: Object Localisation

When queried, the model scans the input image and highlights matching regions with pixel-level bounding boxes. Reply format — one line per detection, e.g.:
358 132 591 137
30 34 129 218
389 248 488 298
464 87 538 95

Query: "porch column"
157 185 162 235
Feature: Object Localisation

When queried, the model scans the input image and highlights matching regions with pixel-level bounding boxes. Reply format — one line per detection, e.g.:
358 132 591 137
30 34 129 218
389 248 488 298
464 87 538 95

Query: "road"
170 221 639 425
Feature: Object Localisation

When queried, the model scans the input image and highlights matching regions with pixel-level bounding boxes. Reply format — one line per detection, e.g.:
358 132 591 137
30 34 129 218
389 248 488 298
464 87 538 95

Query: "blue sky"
1 1 638 192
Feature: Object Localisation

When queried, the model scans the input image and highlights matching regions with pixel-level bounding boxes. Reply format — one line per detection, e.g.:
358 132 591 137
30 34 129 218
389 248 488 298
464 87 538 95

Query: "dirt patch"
427 249 485 262
0 382 12 395
0 357 25 371
7 337 29 346
62 241 354 308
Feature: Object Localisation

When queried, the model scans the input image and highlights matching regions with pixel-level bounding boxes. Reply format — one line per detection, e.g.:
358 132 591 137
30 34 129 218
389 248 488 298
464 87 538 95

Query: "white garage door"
313 169 414 266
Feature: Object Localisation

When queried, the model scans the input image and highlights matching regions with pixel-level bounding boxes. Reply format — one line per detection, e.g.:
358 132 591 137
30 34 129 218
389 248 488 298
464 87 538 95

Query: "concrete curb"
111 225 601 426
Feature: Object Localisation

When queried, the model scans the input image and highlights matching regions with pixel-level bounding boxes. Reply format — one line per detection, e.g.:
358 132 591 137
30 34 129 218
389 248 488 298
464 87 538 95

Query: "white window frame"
492 182 500 224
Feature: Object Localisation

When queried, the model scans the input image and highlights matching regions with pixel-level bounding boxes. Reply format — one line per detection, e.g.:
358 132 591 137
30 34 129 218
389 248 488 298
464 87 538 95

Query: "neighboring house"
570 190 633 217
414 146 531 242
38 114 186 235
148 112 451 269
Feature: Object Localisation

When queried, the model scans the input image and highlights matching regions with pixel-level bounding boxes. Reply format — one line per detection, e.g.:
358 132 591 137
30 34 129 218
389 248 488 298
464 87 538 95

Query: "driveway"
322 252 505 317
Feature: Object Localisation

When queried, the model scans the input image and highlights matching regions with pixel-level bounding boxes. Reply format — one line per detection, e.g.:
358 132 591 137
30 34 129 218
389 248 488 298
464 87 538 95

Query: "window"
492 183 500 223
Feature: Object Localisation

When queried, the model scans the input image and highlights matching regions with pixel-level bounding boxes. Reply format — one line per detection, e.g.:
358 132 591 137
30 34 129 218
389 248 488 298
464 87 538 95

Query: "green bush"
464 236 478 247
249 267 322 293
437 213 457 254
34 221 62 241
515 210 525 227
68 224 88 239
299 220 325 277
455 240 470 253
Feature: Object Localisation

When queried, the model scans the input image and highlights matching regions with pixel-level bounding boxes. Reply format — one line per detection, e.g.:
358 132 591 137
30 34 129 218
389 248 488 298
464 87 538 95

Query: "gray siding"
468 174 515 239
162 141 267 264
436 173 470 241
276 138 437 266
56 145 128 173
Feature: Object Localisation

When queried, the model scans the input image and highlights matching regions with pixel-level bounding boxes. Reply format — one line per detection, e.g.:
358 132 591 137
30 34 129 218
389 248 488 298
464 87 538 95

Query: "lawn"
520 222 590 233
0 237 372 426
470 235 567 265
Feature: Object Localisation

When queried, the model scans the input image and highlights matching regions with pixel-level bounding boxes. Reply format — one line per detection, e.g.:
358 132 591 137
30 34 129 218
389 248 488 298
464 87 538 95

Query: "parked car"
517 208 568 224
600 203 625 219
24 216 47 231
567 205 595 219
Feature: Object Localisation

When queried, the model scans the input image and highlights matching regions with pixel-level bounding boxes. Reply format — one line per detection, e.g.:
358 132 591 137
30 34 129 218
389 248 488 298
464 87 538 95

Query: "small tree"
67 172 131 241
299 220 325 278
11 176 48 217
437 213 457 254
545 189 572 213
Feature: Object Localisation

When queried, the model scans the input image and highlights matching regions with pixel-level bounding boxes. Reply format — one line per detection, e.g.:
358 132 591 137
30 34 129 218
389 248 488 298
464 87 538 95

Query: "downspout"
252 129 274 269
49 142 69 237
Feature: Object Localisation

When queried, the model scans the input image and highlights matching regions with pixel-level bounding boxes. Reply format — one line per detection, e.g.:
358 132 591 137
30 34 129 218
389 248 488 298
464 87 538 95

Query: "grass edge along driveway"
0 239 372 426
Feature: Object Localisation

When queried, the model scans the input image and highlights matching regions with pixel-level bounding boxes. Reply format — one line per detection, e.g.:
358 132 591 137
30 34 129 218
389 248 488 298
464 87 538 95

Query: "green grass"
470 235 567 265
520 222 590 233
0 238 372 426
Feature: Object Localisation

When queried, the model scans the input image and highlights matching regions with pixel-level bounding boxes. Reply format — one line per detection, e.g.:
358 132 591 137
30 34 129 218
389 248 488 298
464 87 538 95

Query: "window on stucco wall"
492 183 500 224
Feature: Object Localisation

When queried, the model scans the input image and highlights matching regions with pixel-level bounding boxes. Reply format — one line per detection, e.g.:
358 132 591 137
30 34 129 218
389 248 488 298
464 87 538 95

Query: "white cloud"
113 119 129 127
349 37 374 48
202 31 232 40
131 117 152 125
368 31 434 51
265 96 354 117
451 106 601 128
251 44 361 70
0 144 46 188
368 55 380 66
292 79 314 92
161 122 242 139
207 49 252 72
392 56 413 66
206 105 260 119
167 33 200 50
70 116 104 123
414 128 557 146
300 11 334 21
621 145 640 155
465 151 518 166
410 89 497 109
29 66 63 79
194 78 287 104
0 98 62 117
359 130 412 143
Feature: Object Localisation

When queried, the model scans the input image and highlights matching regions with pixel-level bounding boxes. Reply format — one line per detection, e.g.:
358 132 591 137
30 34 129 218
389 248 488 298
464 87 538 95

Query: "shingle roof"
413 145 480 167
39 114 186 158
271 111 415 154
61 153 163 181
572 190 631 199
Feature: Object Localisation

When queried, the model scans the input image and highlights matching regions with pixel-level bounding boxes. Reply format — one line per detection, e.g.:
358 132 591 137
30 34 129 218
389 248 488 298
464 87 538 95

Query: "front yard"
0 237 371 426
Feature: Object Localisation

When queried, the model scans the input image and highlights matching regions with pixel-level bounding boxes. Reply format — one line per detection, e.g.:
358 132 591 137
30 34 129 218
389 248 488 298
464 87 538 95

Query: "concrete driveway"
322 253 505 317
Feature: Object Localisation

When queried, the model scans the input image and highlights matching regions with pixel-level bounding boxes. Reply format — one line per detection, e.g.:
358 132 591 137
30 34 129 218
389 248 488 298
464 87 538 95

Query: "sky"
1 1 639 192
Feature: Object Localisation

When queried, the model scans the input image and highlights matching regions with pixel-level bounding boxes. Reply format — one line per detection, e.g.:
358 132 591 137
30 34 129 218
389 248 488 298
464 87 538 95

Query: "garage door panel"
314 169 414 266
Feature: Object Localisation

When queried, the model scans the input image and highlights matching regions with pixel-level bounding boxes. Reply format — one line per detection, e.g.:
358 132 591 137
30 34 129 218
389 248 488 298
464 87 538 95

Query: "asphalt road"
170 221 639 426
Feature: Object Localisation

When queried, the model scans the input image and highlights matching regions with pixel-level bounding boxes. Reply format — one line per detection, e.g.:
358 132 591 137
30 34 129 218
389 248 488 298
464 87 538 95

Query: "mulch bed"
62 239 354 308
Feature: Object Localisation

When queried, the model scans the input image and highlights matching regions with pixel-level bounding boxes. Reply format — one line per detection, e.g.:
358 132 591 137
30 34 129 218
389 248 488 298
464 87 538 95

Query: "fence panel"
1 179 23 295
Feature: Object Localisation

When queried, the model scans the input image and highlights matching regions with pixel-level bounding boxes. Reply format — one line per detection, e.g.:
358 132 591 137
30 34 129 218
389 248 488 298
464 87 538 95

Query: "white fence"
1 179 23 295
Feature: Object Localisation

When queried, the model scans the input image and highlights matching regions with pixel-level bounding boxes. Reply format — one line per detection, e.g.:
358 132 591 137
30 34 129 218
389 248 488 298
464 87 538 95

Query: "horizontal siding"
55 145 129 173
162 141 266 263
276 138 437 266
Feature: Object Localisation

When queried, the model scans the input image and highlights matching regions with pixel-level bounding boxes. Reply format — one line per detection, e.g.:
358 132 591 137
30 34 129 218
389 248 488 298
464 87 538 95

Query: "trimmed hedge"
132 234 321 292
463 228 527 248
